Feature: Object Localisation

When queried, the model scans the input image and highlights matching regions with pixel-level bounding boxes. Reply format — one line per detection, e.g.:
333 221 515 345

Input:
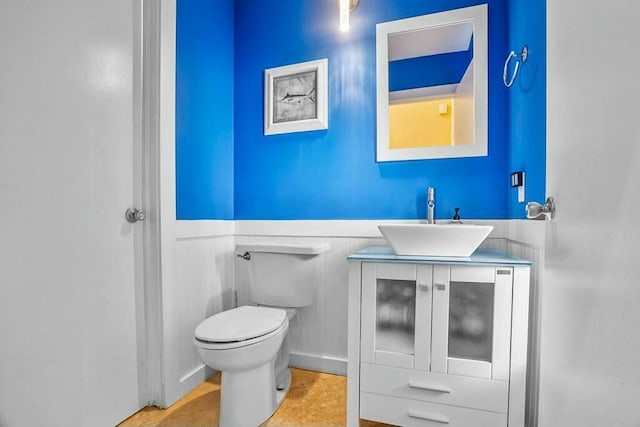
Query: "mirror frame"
376 4 488 162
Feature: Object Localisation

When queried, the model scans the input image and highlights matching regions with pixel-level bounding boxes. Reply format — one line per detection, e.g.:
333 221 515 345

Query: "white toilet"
193 242 330 427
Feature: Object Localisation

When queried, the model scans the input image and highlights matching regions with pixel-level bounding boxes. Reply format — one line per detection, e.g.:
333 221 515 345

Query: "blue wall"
234 0 510 220
176 0 234 219
507 0 546 218
174 0 546 221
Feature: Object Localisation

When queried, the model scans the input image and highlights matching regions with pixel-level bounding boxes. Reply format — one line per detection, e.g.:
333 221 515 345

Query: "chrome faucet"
427 187 436 224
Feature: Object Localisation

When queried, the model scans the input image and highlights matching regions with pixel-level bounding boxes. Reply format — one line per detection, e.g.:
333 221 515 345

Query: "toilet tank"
236 242 330 307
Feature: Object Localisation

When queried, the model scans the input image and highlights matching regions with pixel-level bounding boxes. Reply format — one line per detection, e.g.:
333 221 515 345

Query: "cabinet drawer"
360 363 508 413
361 392 507 427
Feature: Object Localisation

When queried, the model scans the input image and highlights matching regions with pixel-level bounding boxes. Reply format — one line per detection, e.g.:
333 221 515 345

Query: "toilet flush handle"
237 252 251 261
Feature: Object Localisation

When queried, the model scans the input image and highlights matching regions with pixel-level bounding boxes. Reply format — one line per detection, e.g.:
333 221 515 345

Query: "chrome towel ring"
503 46 528 88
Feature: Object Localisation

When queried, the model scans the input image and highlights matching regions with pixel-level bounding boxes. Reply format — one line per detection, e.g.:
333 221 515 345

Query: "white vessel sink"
378 224 494 257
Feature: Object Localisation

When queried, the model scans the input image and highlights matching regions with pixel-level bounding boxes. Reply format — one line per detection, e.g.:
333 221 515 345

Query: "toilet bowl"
194 305 289 427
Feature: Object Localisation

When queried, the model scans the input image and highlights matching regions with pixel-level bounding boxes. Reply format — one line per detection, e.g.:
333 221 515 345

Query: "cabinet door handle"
408 410 450 424
408 381 451 394
417 282 430 290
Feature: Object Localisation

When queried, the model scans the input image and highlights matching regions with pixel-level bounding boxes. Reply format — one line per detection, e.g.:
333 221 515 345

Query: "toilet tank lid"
195 306 286 343
236 242 330 255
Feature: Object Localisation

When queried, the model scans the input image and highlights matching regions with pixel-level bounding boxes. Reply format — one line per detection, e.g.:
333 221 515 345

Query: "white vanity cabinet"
347 247 531 427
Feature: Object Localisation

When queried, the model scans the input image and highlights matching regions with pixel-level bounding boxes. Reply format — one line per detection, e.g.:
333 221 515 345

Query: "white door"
541 1 640 426
0 1 143 426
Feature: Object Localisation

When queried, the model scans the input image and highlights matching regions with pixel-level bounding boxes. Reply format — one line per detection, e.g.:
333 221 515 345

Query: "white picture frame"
264 58 328 135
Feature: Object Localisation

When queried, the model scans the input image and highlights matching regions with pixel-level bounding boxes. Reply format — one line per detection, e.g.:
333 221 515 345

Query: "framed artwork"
264 58 328 135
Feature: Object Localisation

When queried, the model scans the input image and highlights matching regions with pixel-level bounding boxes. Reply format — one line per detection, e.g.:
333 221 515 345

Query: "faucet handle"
427 187 435 201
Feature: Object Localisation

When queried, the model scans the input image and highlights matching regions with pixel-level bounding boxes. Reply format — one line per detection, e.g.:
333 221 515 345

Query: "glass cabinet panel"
375 279 416 356
448 281 494 362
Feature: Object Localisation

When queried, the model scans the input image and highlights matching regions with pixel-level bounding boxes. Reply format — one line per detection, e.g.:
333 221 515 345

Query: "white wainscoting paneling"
173 224 235 397
175 219 234 239
169 219 540 395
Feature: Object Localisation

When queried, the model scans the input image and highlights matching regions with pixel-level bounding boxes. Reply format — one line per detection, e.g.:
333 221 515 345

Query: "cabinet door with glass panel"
360 262 513 380
360 262 434 370
431 265 513 381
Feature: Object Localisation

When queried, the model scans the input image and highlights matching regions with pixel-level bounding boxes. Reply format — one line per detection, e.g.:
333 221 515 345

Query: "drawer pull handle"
408 410 450 424
408 381 451 394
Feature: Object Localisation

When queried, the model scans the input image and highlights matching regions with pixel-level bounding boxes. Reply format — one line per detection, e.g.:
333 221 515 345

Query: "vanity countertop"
347 246 531 266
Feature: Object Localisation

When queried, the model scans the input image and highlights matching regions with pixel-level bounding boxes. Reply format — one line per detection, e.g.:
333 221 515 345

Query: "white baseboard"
289 351 347 376
179 363 207 384
163 363 209 408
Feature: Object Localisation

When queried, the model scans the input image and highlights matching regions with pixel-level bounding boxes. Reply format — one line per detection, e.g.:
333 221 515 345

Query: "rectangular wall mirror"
376 4 488 162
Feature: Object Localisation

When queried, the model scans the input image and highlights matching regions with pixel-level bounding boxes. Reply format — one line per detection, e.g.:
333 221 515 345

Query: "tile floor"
119 368 391 427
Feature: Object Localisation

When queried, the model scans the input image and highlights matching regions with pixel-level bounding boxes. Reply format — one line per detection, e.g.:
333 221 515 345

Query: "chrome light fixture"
339 0 360 32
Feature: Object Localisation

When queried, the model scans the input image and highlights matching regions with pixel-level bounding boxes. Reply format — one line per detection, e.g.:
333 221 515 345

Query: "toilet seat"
195 321 288 350
194 306 287 350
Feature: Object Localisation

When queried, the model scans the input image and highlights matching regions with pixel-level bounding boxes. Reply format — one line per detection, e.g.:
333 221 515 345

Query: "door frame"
142 0 204 408
134 0 177 408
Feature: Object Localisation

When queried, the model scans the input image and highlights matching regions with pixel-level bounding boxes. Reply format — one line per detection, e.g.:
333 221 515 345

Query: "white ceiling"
389 84 459 103
388 21 473 61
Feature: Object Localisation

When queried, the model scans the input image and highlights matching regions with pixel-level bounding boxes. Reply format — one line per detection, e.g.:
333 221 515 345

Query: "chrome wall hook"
503 46 528 88
526 197 555 221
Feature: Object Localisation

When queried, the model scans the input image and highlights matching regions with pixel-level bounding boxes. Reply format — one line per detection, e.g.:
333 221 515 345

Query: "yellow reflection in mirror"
389 98 453 149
